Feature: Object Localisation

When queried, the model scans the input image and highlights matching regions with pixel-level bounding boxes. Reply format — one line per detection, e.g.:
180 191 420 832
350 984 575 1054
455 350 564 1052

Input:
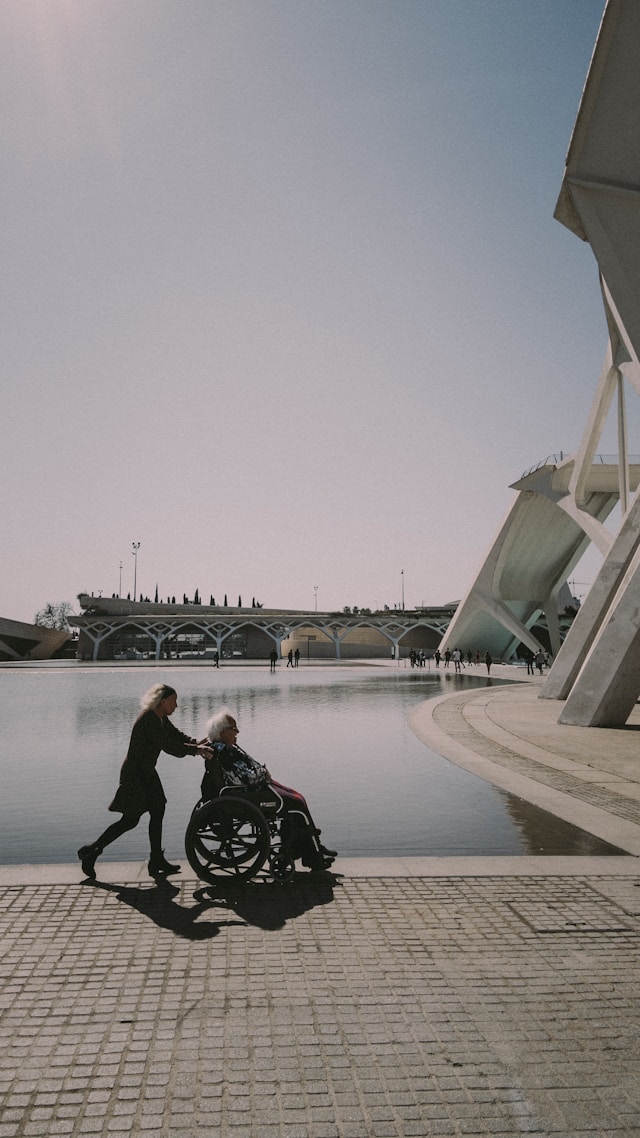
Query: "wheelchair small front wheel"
269 851 296 883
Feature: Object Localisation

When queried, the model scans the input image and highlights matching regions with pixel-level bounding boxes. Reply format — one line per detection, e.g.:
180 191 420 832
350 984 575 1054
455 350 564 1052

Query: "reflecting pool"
0 664 620 864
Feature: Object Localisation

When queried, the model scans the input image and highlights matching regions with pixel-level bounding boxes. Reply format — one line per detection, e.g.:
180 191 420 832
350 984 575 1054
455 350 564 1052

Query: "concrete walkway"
2 675 640 1136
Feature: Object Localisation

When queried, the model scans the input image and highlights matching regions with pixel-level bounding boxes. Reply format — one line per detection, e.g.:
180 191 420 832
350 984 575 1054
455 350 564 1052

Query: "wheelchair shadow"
191 870 340 931
87 879 246 940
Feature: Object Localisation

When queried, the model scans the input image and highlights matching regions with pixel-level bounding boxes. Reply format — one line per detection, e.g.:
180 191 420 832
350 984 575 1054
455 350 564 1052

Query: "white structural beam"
558 539 640 725
440 1 640 726
540 0 640 724
543 491 640 705
440 458 629 662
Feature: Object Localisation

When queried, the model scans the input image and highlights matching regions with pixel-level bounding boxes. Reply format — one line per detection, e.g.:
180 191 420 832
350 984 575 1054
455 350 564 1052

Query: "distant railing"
520 453 640 480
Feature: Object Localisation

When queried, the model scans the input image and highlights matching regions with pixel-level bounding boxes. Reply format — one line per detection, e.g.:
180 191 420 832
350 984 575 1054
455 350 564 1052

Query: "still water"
0 664 618 864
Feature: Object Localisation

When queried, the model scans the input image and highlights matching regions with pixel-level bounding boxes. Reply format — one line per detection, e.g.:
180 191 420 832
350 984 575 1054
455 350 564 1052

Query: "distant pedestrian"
535 650 545 675
434 649 441 668
485 652 492 675
269 648 277 673
213 650 219 668
287 649 294 668
452 648 462 672
525 651 534 676
294 648 300 667
444 649 451 669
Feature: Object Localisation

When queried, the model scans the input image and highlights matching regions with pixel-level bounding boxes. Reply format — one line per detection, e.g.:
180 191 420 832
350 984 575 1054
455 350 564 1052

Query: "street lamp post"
119 562 123 598
314 585 318 612
401 569 405 611
132 542 140 601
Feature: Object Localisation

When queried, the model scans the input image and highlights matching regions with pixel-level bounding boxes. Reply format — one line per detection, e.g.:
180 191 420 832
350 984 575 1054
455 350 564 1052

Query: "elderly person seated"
202 707 336 873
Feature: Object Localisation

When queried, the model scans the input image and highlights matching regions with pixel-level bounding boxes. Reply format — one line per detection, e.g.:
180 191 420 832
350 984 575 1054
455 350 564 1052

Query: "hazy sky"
2 0 612 621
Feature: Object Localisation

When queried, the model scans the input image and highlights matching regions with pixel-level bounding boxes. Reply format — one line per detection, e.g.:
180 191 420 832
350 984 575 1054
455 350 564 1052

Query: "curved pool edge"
1 853 640 887
409 682 640 856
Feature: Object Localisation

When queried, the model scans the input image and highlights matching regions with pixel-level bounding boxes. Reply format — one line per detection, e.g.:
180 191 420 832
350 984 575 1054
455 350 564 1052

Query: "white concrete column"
542 490 640 700
559 545 640 726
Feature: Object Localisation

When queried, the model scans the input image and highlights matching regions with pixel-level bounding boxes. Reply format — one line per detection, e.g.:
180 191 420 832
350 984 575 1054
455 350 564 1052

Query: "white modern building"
445 0 640 727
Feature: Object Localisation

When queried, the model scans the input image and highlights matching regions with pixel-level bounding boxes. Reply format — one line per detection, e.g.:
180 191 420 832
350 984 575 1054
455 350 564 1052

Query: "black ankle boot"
148 851 181 877
78 844 100 880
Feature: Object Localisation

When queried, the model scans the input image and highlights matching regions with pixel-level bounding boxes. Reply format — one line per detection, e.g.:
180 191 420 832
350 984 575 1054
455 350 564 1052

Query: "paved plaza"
1 676 640 1137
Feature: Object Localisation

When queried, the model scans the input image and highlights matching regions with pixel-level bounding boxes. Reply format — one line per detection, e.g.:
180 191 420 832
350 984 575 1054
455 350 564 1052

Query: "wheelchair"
184 782 298 885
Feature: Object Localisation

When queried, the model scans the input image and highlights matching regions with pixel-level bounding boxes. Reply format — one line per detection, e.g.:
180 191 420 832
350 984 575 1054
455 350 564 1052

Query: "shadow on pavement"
191 870 340 930
87 878 245 940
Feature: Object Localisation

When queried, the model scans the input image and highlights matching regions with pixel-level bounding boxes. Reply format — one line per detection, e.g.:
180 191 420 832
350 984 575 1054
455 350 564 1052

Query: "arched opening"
397 624 441 660
281 625 335 660
101 624 156 661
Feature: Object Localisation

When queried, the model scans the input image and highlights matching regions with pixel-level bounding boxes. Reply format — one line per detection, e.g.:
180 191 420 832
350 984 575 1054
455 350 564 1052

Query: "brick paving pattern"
1 873 640 1137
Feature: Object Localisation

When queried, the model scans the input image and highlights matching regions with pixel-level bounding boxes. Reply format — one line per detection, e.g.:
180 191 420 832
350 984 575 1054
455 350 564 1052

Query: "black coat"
201 742 267 800
109 709 196 817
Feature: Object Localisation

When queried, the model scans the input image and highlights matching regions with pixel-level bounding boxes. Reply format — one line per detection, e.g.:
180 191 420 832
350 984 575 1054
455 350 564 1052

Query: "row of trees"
35 595 267 627
189 592 263 608
126 591 264 608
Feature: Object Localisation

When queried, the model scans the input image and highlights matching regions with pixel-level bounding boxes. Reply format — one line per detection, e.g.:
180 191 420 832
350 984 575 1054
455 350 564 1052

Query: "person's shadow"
191 869 340 931
87 878 245 940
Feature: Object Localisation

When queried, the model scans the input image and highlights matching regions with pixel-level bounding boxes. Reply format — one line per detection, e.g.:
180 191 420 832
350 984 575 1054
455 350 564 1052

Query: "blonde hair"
140 683 176 713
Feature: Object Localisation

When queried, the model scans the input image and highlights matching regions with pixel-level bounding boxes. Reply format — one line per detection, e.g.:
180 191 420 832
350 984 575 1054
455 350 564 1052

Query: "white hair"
140 683 176 713
206 706 236 742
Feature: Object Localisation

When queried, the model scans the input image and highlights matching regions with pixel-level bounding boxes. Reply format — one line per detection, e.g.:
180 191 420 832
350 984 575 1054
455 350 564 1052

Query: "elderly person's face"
220 717 239 745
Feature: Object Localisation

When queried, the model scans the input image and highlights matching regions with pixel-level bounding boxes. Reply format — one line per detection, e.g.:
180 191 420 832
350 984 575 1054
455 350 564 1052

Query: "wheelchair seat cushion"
235 784 282 817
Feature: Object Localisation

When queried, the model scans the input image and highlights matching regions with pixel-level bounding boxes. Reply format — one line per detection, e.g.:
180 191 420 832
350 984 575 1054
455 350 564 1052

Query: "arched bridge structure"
72 595 457 663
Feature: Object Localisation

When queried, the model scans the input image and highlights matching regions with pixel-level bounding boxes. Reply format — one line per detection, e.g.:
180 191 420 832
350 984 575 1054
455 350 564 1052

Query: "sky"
1 0 615 621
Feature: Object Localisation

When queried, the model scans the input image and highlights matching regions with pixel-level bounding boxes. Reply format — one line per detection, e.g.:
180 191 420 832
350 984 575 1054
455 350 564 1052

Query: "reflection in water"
502 797 620 856
0 665 622 864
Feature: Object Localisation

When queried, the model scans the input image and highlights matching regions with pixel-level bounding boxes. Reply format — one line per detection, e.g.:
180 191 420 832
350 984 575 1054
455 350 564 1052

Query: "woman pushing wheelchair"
78 683 213 881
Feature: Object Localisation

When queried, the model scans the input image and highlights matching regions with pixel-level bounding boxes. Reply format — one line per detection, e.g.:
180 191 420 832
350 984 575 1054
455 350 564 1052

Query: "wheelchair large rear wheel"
185 796 271 884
